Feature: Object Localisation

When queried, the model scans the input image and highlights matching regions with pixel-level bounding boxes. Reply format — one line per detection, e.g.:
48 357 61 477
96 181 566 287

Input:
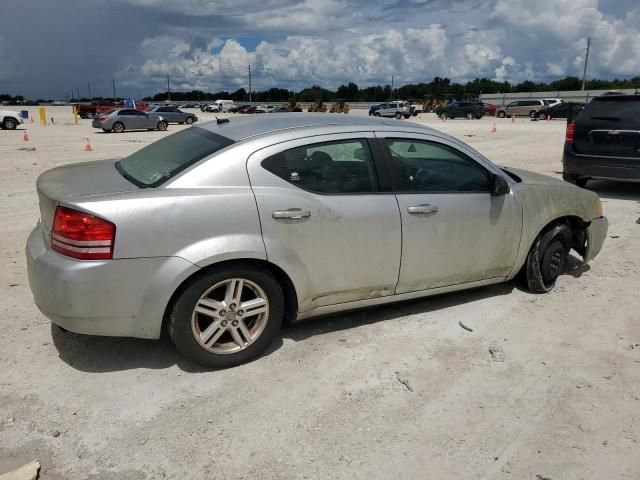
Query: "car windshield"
115 127 234 188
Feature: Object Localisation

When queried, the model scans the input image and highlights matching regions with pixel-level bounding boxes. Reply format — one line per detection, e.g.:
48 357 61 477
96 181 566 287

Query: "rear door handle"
272 208 311 220
407 204 439 215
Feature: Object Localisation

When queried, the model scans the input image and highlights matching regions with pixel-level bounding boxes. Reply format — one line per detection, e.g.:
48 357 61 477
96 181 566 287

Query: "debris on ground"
459 321 473 332
3 416 14 428
395 374 413 392
489 343 505 362
0 459 40 480
636 217 640 224
610 235 620 239
535 475 552 480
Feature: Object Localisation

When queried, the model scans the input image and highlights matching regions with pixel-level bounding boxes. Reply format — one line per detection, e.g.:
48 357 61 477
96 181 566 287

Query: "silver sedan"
27 114 608 368
91 108 168 133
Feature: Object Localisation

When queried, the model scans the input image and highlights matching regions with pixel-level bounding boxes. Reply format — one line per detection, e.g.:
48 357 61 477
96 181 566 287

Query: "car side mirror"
491 174 510 196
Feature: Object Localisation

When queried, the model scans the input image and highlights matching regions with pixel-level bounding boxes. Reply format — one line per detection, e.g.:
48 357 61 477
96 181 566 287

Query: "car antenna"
216 117 230 125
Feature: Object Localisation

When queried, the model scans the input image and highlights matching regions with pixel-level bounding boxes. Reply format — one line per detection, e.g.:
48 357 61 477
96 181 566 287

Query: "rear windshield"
580 97 640 122
116 127 234 187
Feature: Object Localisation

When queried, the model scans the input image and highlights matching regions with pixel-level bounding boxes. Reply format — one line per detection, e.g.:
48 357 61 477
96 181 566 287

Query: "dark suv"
563 95 640 187
439 101 484 120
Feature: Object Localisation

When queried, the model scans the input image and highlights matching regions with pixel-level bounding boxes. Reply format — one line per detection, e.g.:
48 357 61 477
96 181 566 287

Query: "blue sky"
1 0 639 99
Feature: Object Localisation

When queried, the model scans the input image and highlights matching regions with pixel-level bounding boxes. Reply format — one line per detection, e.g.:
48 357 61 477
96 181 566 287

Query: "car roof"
198 113 437 142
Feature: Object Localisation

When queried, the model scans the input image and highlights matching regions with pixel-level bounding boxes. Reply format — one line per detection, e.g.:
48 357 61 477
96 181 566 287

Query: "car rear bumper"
26 224 198 339
563 147 640 181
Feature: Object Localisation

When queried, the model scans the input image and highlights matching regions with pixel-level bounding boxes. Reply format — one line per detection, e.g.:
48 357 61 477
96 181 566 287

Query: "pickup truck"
0 109 24 129
76 100 151 119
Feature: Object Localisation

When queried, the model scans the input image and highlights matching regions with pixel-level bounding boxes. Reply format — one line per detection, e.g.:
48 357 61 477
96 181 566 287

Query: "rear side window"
580 98 640 122
116 127 233 187
262 139 378 194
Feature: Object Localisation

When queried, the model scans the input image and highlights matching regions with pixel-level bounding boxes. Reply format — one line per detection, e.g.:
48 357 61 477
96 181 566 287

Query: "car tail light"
51 207 115 260
98 115 108 121
565 122 576 143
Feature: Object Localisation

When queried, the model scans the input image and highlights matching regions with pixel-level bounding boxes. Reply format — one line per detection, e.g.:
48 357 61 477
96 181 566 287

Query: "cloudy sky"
1 0 639 99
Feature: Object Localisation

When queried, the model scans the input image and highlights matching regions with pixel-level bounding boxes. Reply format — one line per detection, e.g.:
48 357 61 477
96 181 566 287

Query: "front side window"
261 139 378 194
384 139 491 193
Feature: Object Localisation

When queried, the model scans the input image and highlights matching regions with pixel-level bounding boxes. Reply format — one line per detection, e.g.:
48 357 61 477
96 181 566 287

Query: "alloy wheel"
191 278 269 354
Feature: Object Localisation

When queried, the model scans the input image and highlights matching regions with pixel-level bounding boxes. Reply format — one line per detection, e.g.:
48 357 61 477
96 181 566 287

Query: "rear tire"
85 112 95 119
157 120 168 131
168 265 284 368
394 112 402 119
537 112 547 121
525 224 571 293
466 112 473 120
185 116 194 125
529 110 537 118
497 111 506 118
111 122 124 133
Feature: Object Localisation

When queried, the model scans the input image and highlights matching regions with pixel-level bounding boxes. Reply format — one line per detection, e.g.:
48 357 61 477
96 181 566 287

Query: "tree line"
2 75 639 104
142 75 640 102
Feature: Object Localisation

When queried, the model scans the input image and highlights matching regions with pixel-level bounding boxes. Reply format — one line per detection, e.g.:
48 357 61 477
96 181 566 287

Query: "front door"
376 133 522 293
247 133 402 311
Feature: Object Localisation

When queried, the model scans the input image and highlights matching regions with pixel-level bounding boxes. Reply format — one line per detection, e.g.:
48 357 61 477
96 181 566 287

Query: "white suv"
374 100 412 119
0 110 24 130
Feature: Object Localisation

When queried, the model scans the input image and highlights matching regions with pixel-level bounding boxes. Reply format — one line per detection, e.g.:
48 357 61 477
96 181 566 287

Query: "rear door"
376 132 522 293
574 97 640 158
118 109 138 129
247 133 402 311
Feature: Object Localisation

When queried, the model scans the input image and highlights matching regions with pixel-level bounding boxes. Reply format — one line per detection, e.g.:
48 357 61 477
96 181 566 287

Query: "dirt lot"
1 107 639 479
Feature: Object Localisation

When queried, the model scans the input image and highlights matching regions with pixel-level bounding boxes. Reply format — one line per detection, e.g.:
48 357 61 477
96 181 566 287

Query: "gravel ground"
1 107 639 479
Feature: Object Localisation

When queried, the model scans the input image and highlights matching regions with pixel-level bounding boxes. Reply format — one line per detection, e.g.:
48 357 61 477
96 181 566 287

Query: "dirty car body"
27 114 608 367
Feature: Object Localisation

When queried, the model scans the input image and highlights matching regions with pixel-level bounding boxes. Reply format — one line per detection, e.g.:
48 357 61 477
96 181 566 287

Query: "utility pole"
391 75 394 100
248 65 252 103
76 86 80 100
581 36 591 91
167 74 171 102
112 79 116 100
88 82 91 100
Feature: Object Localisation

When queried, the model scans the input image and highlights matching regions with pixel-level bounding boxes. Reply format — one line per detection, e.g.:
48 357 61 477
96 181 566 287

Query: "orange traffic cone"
491 122 497 133
23 131 29 141
546 114 551 121
511 114 515 123
84 138 93 152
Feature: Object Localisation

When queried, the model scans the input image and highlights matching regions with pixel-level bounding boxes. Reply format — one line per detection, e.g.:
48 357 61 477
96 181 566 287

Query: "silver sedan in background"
91 108 168 133
147 106 198 124
27 114 607 368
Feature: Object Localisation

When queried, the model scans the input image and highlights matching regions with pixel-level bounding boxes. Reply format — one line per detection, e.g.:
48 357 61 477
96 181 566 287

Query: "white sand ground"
0 106 638 479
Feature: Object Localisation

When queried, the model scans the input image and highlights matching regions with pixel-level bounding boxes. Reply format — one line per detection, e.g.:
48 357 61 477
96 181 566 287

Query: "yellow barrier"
72 105 78 125
38 106 47 126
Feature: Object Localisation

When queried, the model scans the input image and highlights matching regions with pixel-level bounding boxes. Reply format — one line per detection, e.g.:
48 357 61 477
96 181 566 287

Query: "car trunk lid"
36 159 137 245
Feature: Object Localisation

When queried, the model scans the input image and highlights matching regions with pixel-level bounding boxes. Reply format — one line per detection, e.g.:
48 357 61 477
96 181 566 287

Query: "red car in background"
482 103 497 116
238 106 264 114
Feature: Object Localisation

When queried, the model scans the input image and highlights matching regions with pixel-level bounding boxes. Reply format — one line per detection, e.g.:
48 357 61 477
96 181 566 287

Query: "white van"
208 99 235 112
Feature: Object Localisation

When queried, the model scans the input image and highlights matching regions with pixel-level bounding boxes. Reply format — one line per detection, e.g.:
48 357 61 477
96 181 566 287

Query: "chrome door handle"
407 204 439 215
272 208 311 220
